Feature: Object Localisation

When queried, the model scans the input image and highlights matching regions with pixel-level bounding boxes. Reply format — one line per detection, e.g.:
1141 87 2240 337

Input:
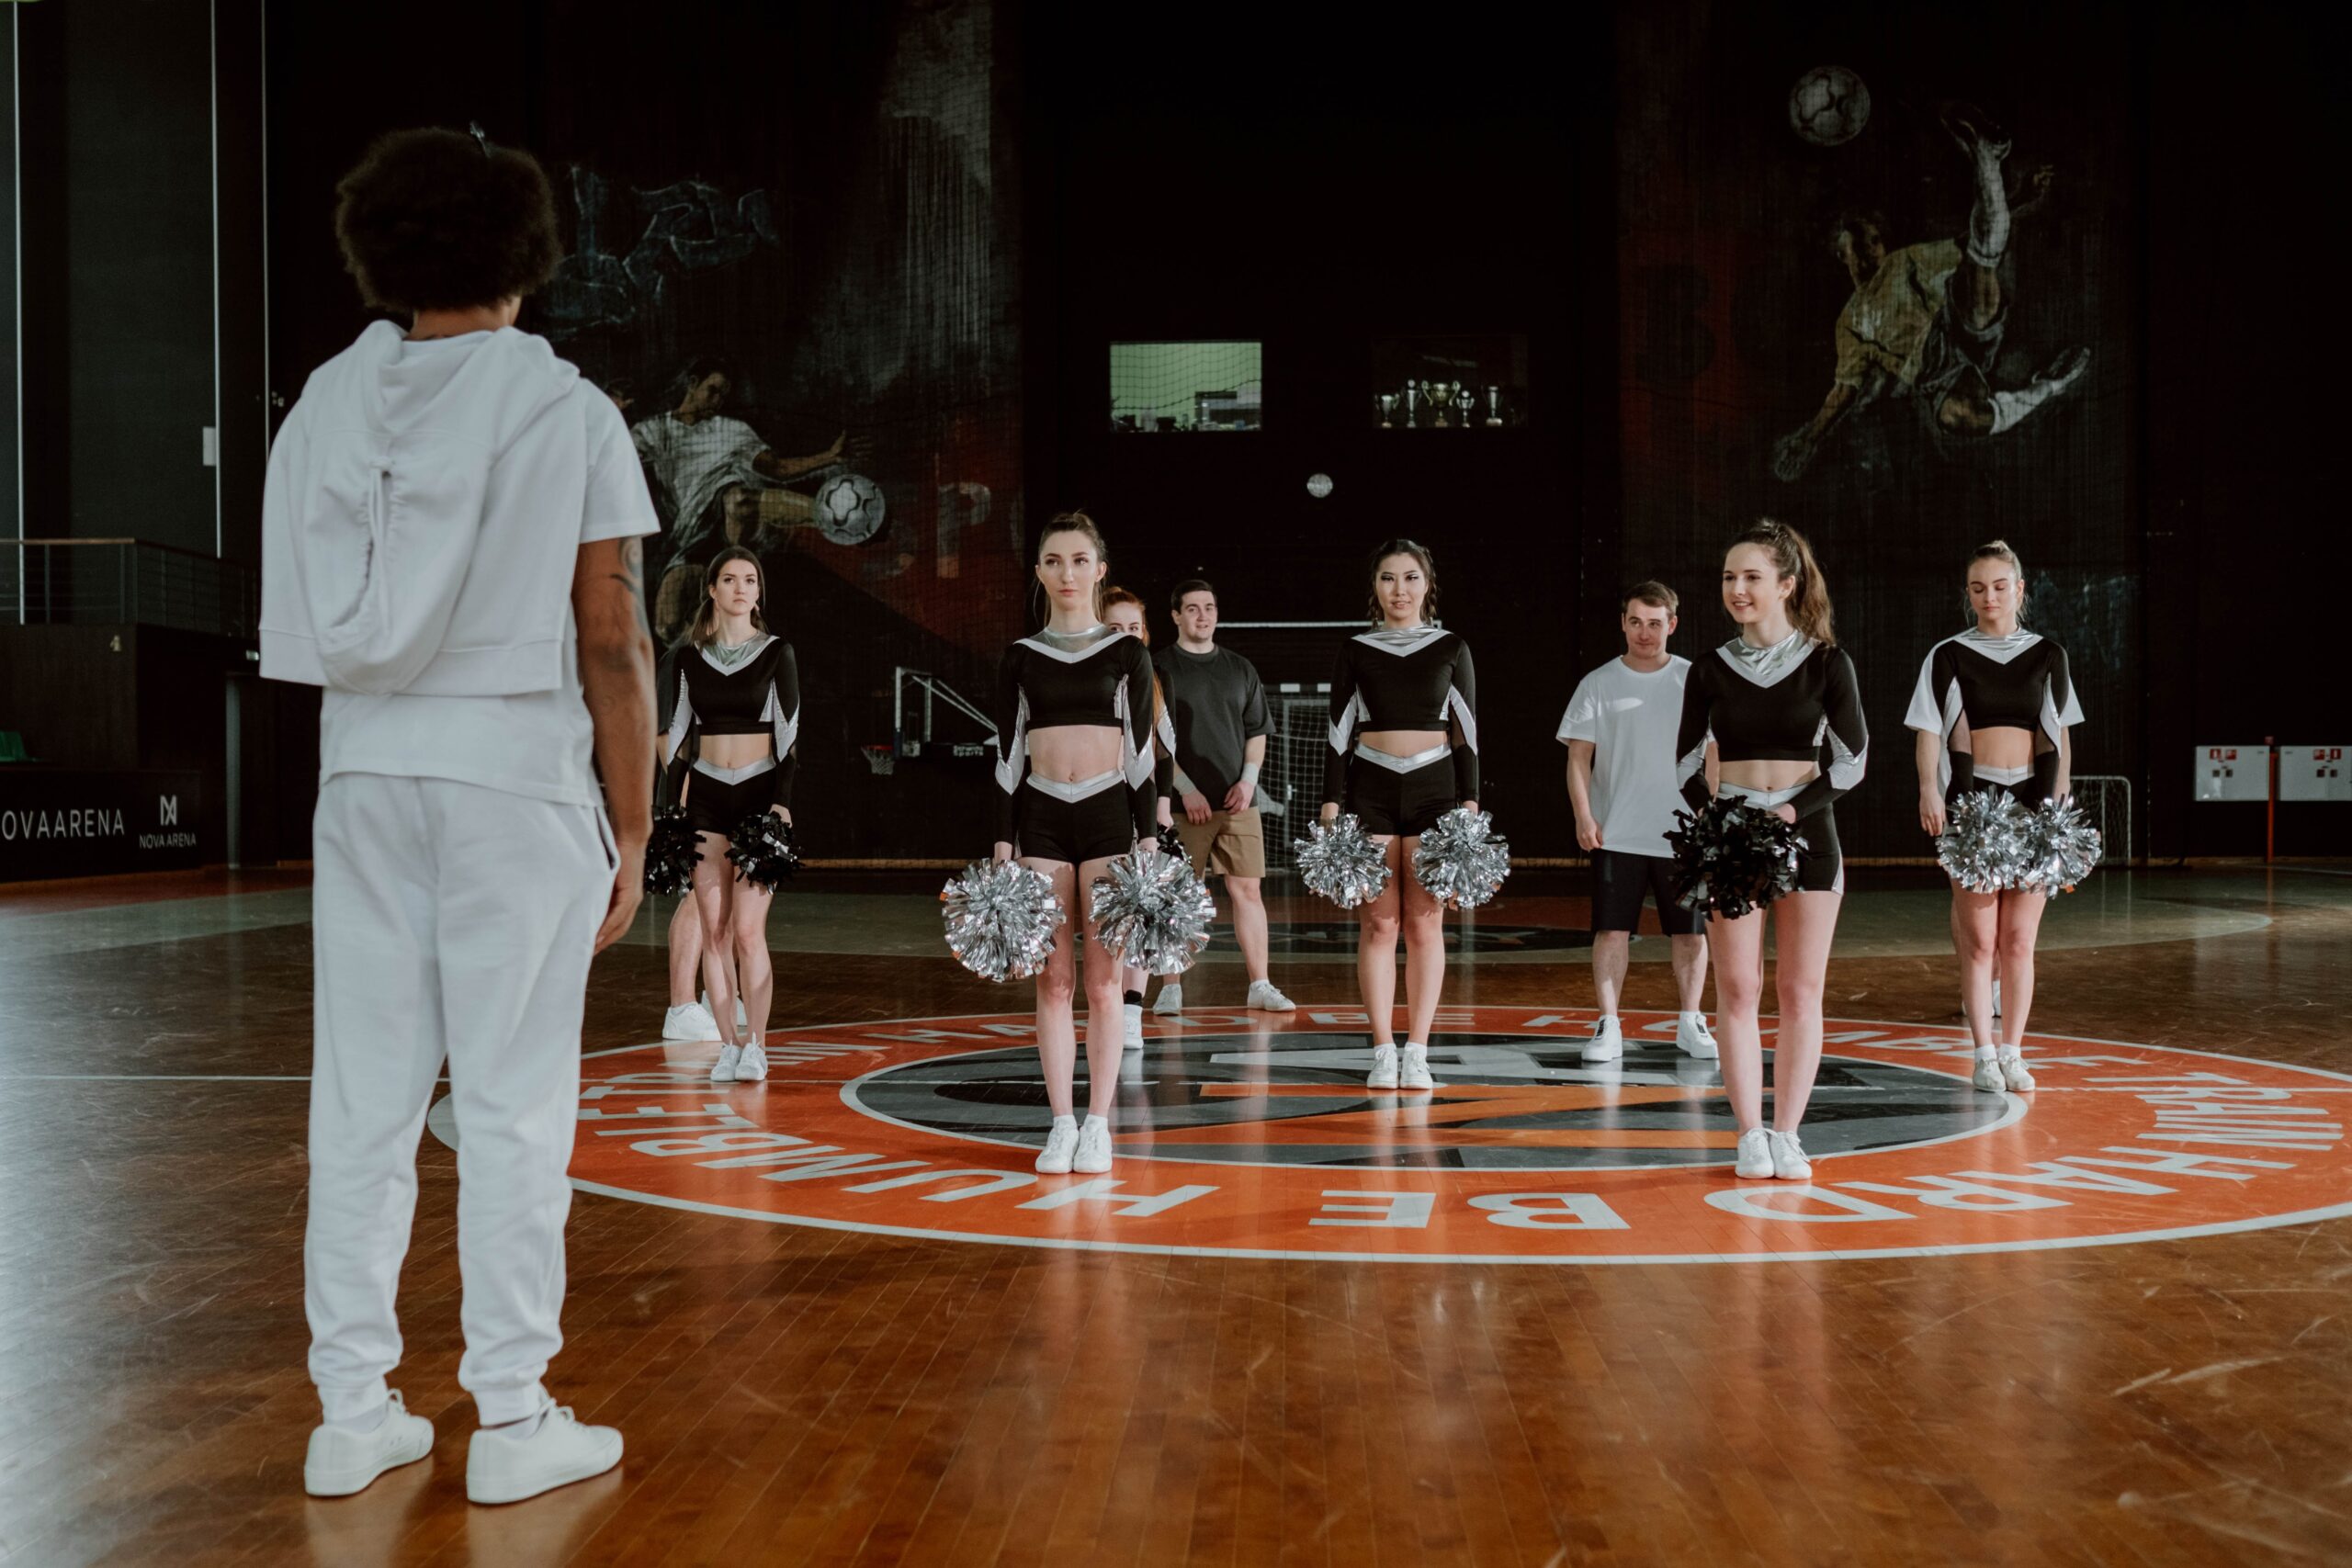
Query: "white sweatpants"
305 773 614 1427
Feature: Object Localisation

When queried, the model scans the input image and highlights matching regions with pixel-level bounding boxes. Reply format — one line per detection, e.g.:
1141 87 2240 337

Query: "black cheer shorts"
1014 780 1135 865
683 761 780 838
1347 752 1457 839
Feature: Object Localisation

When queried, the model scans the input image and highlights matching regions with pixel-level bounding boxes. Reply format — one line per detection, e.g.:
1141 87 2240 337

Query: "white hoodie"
261 322 656 804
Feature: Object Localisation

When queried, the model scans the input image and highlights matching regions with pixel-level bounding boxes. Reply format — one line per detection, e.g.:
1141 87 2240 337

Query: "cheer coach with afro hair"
261 126 655 1506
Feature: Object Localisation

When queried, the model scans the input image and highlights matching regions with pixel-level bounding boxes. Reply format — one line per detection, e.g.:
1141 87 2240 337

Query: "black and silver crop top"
1322 625 1480 806
663 635 801 807
1904 629 2083 791
990 626 1159 844
1675 634 1866 818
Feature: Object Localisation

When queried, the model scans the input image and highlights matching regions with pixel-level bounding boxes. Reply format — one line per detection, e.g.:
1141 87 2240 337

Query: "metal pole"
2266 734 2277 863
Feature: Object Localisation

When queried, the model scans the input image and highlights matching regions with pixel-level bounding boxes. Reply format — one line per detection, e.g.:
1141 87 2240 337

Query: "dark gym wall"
1032 17 1589 856
0 18 17 551
60 0 218 552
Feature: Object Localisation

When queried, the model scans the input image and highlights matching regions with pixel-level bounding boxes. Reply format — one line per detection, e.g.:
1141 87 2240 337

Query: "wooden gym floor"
2 864 2347 1566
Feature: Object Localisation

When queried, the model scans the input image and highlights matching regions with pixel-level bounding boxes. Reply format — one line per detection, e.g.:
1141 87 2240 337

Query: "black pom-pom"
644 807 702 896
725 812 801 892
1156 822 1187 860
1666 798 1804 919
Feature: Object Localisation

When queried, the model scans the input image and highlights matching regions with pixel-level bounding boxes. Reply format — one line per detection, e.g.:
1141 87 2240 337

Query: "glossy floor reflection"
1 864 2347 1564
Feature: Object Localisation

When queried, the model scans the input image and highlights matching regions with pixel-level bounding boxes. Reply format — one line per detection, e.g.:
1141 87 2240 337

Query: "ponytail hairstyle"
1364 537 1442 626
1965 538 2028 626
688 546 767 648
1730 517 1835 646
1035 509 1110 624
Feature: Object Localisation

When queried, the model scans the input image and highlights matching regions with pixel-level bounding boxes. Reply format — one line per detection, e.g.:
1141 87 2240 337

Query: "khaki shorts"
1174 807 1266 878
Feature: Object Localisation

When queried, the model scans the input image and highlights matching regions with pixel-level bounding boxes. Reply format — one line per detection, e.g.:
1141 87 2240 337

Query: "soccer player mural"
1771 107 2092 481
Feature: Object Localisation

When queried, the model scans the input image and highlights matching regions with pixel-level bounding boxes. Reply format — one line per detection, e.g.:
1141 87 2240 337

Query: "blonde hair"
688 547 767 647
1729 518 1834 646
1965 538 2028 625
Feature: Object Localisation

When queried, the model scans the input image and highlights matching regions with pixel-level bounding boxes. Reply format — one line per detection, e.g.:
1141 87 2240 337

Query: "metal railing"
3 538 259 638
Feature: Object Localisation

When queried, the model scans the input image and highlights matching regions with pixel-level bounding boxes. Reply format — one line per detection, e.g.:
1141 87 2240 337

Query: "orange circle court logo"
566 1007 2352 1264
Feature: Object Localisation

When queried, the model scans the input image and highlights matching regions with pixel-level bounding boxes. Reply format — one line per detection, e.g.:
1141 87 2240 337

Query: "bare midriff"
696 732 774 770
1719 758 1818 793
1961 724 2035 772
1029 724 1124 784
1362 728 1448 758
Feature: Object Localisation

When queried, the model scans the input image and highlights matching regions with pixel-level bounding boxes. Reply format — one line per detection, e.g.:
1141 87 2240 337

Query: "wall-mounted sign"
0 771 209 880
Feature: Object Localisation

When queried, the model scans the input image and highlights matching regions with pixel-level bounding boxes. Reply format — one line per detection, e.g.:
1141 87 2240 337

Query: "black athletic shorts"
1591 848 1703 936
1792 807 1844 895
1014 781 1134 865
683 762 781 838
1347 753 1456 839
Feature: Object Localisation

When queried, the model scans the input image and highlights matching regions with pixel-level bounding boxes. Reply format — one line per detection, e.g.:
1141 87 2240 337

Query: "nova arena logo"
556 1007 2352 1264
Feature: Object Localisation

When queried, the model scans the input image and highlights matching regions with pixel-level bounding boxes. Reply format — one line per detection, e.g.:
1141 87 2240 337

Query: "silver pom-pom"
1937 789 2034 894
941 860 1066 983
1294 813 1390 908
2017 795 2102 896
1412 806 1511 908
1089 847 1217 976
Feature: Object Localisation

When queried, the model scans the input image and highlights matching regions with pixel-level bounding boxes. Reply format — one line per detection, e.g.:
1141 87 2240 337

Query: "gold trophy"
1377 391 1398 429
1422 380 1456 428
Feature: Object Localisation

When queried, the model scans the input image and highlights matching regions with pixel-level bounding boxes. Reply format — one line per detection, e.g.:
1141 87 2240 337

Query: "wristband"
1172 768 1198 795
1239 761 1261 786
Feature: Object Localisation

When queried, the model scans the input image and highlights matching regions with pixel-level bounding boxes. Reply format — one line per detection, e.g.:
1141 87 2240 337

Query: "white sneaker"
1998 1049 2036 1092
734 1043 768 1081
709 1044 741 1082
1035 1116 1079 1174
662 1002 718 1042
1581 1019 1623 1063
1124 1002 1145 1051
1972 1051 2007 1093
700 992 750 1030
1246 979 1297 1012
465 1404 623 1506
1675 1013 1719 1060
1367 1043 1400 1089
304 1391 435 1497
1399 1043 1436 1090
1075 1115 1114 1173
1151 982 1184 1016
1768 1129 1813 1181
1734 1128 1774 1179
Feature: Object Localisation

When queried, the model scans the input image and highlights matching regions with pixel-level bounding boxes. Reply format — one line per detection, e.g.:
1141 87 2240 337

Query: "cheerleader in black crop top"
1673 634 1867 895
1317 545 1479 1093
986 516 1164 1178
662 549 802 1084
1906 552 2086 1095
1673 523 1865 1181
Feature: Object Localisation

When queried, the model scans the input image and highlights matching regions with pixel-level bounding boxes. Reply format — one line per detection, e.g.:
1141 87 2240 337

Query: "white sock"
1081 1112 1108 1132
1404 1041 1427 1053
1996 1044 2022 1062
328 1401 390 1435
1680 1010 1705 1023
1975 1045 1998 1060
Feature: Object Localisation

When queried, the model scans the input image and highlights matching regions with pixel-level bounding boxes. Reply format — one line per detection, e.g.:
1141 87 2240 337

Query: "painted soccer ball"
1789 66 1871 147
813 471 888 547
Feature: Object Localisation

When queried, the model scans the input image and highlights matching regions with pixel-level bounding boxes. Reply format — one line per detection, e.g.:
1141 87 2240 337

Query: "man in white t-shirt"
260 127 654 1506
1557 582 1717 1064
